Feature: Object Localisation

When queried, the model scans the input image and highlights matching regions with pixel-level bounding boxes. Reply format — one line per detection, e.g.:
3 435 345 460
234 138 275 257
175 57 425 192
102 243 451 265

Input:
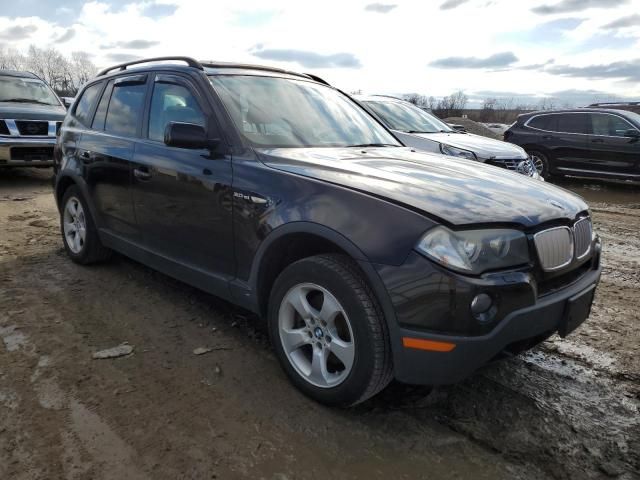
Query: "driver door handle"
133 166 152 180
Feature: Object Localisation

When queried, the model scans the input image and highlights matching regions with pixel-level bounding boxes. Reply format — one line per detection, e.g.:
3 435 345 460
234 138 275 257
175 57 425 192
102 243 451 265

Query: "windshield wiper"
347 143 397 148
405 130 436 134
1 98 55 105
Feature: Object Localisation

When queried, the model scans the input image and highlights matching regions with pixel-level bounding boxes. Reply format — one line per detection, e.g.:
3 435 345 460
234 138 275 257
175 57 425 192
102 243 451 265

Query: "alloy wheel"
278 283 355 388
63 196 87 254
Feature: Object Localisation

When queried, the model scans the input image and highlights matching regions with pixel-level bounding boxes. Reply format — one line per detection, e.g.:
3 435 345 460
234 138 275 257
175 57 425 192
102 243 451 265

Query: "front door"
585 112 640 177
130 73 234 278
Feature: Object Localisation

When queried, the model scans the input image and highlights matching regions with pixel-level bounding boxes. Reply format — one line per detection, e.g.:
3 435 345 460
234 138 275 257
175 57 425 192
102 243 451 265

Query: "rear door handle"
542 135 554 140
591 138 605 144
133 167 152 180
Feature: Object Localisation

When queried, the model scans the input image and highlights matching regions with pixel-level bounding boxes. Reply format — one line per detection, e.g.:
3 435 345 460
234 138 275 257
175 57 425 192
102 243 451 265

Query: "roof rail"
589 101 640 107
97 56 203 77
200 61 318 81
304 73 330 85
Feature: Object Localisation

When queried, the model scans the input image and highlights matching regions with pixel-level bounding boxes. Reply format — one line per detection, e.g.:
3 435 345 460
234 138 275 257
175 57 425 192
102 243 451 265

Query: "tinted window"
74 82 102 126
105 82 147 137
91 80 114 131
148 82 205 142
557 113 589 134
590 114 635 137
527 114 557 131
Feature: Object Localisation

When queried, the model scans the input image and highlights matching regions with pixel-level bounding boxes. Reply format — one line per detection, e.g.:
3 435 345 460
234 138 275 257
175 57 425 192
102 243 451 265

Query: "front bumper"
0 137 56 167
377 243 602 385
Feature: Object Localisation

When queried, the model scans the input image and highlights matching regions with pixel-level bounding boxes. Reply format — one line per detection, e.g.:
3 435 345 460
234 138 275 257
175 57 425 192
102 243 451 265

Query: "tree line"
402 92 583 124
0 45 97 97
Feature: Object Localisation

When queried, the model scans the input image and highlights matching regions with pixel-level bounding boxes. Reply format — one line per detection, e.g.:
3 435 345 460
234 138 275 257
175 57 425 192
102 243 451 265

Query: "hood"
400 131 527 160
0 102 66 121
258 147 587 227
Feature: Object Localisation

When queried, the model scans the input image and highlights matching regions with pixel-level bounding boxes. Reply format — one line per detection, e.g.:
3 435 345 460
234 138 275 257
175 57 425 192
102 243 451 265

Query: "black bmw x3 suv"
54 57 601 406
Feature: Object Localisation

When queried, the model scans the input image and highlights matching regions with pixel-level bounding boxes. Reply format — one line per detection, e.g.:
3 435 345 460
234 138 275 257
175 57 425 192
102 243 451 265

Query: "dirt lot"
1 168 638 480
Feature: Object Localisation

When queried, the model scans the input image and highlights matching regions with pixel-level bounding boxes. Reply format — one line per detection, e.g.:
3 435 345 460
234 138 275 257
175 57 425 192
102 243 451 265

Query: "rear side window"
74 82 102 126
556 113 589 134
148 82 205 142
527 114 558 131
105 82 147 137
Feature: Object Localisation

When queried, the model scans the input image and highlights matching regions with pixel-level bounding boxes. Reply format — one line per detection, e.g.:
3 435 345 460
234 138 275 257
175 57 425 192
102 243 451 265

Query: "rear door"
130 72 234 278
586 112 640 177
79 74 148 237
543 113 591 172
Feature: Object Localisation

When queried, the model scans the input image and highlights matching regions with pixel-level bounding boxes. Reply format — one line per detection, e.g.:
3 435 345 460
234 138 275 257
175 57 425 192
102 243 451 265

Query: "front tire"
268 254 393 407
60 186 111 264
528 150 555 179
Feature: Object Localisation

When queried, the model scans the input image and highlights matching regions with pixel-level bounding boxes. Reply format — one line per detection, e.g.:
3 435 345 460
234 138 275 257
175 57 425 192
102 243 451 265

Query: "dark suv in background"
505 108 640 180
0 70 66 168
54 57 601 406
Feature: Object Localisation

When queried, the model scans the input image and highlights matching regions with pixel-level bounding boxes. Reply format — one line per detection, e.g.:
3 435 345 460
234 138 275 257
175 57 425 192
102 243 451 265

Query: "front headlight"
439 143 477 160
416 226 530 274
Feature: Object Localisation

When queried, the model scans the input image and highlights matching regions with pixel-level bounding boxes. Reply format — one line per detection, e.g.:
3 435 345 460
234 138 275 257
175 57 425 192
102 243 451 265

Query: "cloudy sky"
1 0 639 106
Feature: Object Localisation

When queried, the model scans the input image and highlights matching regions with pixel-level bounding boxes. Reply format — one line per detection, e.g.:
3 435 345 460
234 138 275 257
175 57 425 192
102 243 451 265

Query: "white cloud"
0 0 638 101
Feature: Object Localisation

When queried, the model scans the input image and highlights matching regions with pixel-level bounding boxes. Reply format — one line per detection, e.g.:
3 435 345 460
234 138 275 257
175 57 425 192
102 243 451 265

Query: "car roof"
94 56 329 85
0 69 39 79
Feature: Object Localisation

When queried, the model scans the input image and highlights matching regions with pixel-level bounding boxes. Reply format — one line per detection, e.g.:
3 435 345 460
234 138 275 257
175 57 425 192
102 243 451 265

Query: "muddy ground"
0 168 638 480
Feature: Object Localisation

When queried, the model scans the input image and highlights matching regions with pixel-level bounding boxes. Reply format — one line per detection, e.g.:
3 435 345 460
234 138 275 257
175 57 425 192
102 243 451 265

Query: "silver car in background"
356 95 540 179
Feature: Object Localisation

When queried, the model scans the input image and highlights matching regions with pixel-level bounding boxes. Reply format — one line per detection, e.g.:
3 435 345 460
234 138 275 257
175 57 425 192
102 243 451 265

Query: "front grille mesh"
15 120 48 136
574 217 592 259
534 227 574 271
0 120 9 135
534 216 594 271
489 158 536 177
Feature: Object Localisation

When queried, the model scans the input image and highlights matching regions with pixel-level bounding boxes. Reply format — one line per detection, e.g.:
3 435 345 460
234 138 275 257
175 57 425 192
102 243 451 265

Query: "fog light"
471 293 492 315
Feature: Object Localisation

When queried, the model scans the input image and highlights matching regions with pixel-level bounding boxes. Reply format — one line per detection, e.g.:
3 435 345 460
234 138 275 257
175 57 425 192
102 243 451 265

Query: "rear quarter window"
527 114 558 131
73 82 103 126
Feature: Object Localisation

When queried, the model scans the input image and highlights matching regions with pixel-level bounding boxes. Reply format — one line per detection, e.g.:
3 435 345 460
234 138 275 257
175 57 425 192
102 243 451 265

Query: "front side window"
557 113 589 134
363 100 452 134
590 114 635 137
209 75 400 148
148 82 205 142
0 75 61 106
74 82 103 126
105 83 147 137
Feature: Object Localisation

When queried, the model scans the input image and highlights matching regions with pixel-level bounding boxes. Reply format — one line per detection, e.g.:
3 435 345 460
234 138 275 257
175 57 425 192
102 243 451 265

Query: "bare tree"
1 45 97 96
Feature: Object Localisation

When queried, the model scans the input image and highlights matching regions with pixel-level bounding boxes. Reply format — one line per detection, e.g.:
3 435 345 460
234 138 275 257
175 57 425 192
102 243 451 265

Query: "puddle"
555 178 640 207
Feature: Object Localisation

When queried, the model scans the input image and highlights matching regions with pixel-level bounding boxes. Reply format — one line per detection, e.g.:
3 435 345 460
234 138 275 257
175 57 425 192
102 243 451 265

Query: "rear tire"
268 254 393 407
60 186 111 264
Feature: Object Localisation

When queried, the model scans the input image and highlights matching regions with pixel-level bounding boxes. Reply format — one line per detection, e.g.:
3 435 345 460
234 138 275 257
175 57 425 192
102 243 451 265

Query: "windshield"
209 75 400 148
364 100 453 134
0 75 61 106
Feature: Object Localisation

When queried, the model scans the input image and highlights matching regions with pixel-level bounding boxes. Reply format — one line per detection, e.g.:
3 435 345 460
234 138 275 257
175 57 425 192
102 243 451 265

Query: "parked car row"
50 56 601 406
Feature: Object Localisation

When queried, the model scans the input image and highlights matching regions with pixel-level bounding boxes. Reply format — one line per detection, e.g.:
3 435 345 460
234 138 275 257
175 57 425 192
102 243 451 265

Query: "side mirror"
62 97 73 109
624 129 640 138
164 122 211 149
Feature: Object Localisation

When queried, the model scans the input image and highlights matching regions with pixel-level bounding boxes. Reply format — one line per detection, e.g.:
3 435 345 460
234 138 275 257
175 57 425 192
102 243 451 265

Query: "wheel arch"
54 173 102 227
246 223 393 323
